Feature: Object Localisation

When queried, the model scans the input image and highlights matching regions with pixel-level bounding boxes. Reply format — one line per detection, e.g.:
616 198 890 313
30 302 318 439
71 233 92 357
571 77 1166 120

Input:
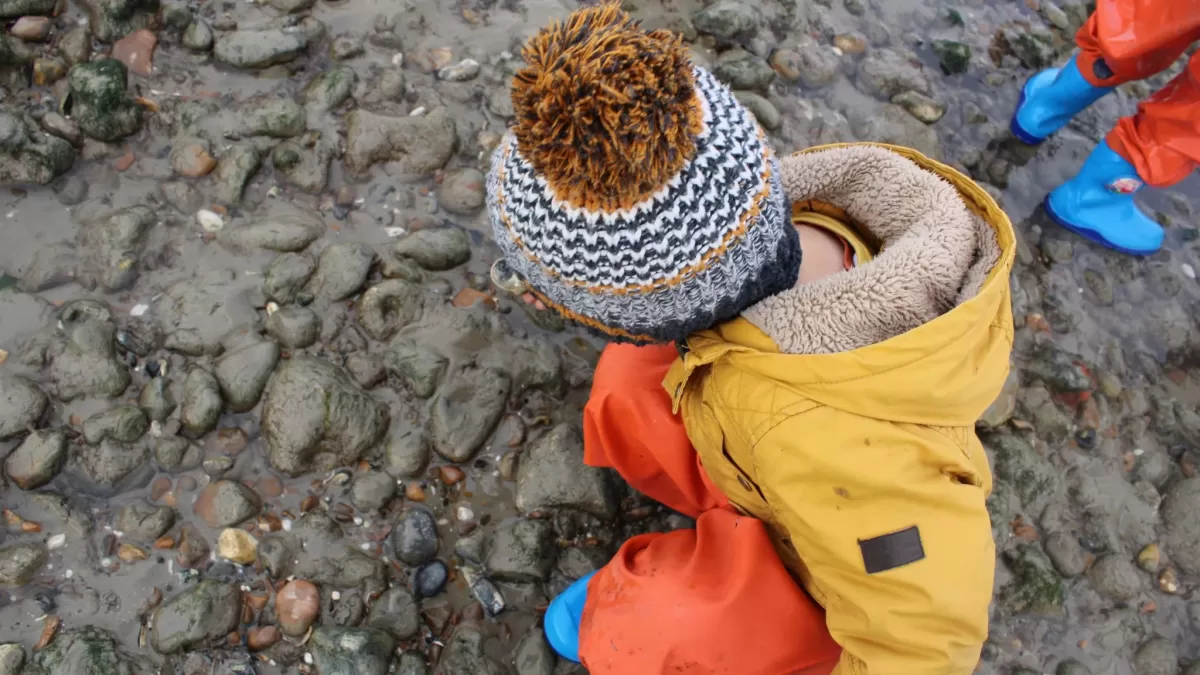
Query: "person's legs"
548 344 840 673
578 509 842 675
583 343 727 517
1011 0 1198 144
1046 52 1199 255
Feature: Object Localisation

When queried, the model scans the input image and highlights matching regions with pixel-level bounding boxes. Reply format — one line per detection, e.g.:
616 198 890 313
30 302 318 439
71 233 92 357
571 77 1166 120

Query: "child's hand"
522 293 548 311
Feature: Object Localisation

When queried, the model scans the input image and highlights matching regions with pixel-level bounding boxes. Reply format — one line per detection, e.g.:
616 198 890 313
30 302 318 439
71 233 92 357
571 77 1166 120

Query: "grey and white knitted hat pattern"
487 66 800 344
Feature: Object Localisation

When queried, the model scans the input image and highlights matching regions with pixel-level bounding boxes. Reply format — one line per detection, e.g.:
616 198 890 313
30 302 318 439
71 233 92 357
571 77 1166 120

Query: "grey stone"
261 357 389 475
234 98 307 138
431 366 510 462
0 374 47 440
487 518 555 582
849 103 941 159
0 644 22 675
1163 479 1200 576
691 0 759 42
735 91 781 130
714 49 774 90
214 338 280 412
0 106 74 185
1088 554 1143 602
892 91 946 124
58 25 91 65
307 243 376 303
194 479 261 528
437 168 485 215
0 0 54 17
393 508 439 566
787 39 841 88
987 433 1061 516
412 559 447 598
266 306 320 348
351 471 396 511
4 429 66 489
1001 546 1064 616
76 205 156 292
392 228 471 271
304 66 357 113
213 28 308 68
517 425 617 519
222 214 322 253
154 436 200 471
180 19 211 51
213 143 262 204
0 543 45 585
855 49 931 98
272 139 336 193
385 427 430 477
357 279 423 341
75 0 154 41
557 546 607 579
67 59 143 141
345 352 385 389
309 626 394 675
1133 638 1177 675
82 405 147 444
264 252 317 303
71 439 148 490
21 627 140 675
344 108 456 177
385 339 447 398
181 367 222 436
267 0 313 12
1026 345 1092 394
440 625 506 675
151 581 241 653
139 377 175 422
514 629 554 675
367 587 419 639
1043 532 1086 578
116 499 175 540
397 652 429 675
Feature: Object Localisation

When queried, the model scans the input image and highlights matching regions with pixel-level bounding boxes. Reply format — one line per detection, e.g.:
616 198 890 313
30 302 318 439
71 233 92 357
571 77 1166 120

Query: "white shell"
196 209 225 232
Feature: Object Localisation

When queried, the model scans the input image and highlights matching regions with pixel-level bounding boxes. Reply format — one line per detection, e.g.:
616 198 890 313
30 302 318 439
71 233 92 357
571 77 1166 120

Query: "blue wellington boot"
544 571 596 663
1045 140 1164 256
1011 55 1115 144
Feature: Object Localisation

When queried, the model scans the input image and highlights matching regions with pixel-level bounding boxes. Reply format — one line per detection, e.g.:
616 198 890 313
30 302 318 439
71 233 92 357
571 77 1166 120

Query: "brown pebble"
245 592 269 611
34 615 60 651
117 543 147 563
258 475 284 499
112 28 157 76
162 492 177 507
833 33 867 55
216 427 248 455
226 631 240 646
258 513 283 532
499 452 518 481
150 476 172 501
114 150 136 172
438 465 466 486
335 185 356 207
275 580 320 637
176 525 210 568
247 625 281 651
11 16 52 41
405 482 426 502
153 536 175 549
241 603 254 625
172 143 217 177
300 495 319 513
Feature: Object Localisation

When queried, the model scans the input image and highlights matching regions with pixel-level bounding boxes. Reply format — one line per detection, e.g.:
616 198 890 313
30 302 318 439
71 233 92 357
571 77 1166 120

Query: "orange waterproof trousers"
1075 0 1200 186
577 343 842 675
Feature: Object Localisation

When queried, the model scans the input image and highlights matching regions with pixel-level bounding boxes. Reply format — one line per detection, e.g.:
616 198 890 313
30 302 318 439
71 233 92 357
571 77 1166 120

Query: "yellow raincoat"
665 144 1017 674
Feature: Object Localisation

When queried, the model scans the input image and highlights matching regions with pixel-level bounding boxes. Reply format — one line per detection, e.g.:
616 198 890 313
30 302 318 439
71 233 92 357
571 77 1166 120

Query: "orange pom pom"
511 3 703 212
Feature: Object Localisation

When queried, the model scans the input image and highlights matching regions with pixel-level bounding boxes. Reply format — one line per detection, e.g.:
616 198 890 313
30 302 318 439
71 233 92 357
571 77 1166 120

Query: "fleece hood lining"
742 146 1003 356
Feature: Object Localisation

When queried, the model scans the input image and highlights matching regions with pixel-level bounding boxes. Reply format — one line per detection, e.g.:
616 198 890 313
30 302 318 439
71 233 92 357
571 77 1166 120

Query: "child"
487 5 1017 673
1011 0 1200 255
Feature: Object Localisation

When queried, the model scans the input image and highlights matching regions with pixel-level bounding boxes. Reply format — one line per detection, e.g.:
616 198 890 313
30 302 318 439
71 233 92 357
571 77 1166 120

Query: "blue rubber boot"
1045 140 1164 256
1011 55 1115 144
544 571 596 663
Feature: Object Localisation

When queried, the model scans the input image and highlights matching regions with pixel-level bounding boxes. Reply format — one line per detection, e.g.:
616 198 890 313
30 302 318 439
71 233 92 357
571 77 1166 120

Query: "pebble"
436 168 485 215
247 625 281 651
196 209 224 232
112 29 157 76
412 559 448 598
438 58 480 82
438 466 465 486
276 580 320 637
173 143 217 178
182 19 214 52
10 16 51 41
1088 554 1143 601
366 587 420 639
351 472 396 512
217 528 257 564
1182 264 1195 280
393 508 439 565
193 480 262 528
1043 533 1086 578
1133 637 1177 675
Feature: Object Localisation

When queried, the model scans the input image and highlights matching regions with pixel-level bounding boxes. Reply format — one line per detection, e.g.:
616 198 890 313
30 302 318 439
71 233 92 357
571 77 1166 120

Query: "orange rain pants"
1075 0 1200 187
576 343 842 675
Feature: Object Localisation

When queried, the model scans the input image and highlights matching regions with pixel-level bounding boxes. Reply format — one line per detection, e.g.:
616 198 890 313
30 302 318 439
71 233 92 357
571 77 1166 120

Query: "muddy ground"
0 0 1199 672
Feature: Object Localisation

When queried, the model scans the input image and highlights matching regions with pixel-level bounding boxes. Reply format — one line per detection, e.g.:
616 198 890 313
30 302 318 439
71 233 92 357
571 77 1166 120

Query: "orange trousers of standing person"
576 343 843 675
1075 0 1200 187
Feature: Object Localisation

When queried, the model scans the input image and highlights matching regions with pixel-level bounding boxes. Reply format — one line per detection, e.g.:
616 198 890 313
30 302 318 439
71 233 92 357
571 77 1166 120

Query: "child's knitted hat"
487 4 800 343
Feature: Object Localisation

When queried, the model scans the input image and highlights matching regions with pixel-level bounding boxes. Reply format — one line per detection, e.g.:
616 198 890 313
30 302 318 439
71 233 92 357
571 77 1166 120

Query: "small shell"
391 52 404 67
35 615 60 651
130 303 150 317
1158 567 1179 594
196 209 225 233
46 533 67 550
266 302 279 316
